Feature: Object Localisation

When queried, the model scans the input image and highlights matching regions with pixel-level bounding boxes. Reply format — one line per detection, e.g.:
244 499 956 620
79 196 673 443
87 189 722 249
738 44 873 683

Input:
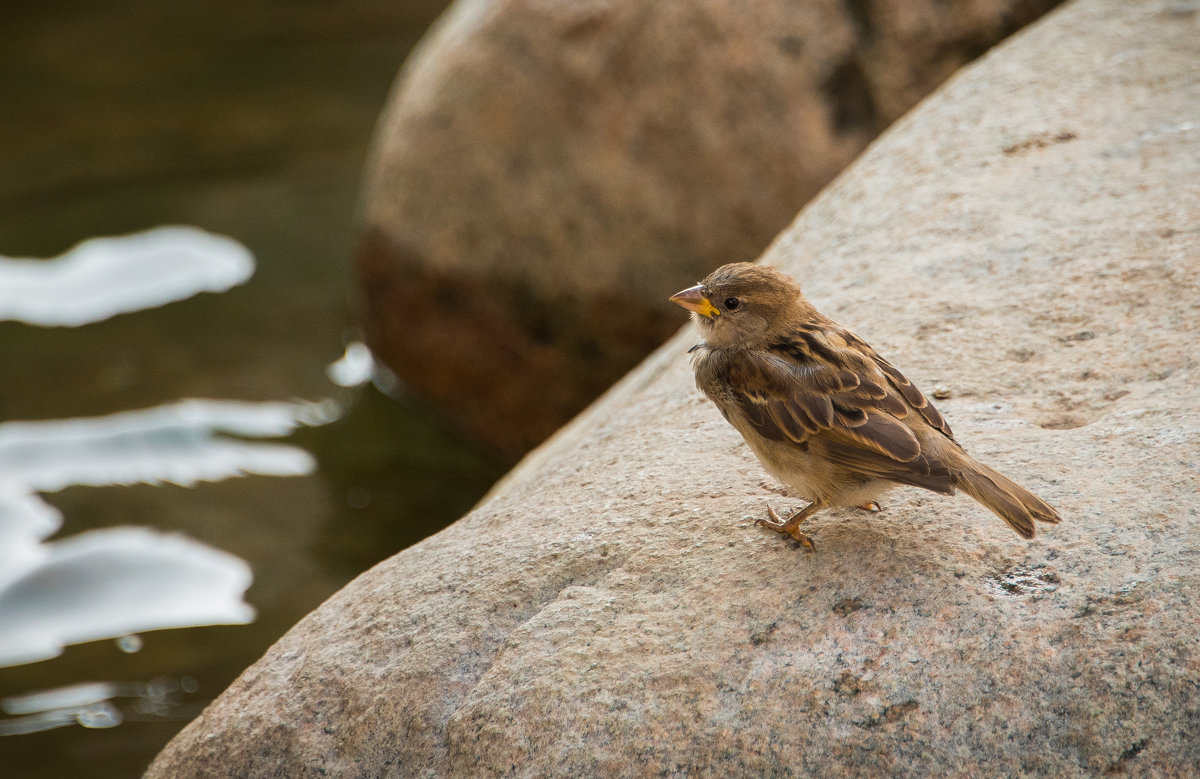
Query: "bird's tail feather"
953 459 1061 539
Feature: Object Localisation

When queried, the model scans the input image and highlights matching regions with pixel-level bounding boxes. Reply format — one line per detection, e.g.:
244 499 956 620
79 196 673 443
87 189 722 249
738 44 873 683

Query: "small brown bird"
670 262 1061 549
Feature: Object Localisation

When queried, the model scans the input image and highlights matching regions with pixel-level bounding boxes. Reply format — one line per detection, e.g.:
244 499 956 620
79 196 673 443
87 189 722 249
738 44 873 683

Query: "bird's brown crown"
700 263 800 305
692 263 804 348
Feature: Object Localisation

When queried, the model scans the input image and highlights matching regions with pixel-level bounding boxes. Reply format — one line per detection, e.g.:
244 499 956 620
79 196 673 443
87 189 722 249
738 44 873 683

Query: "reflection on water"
0 398 335 492
326 342 376 388
0 520 256 669
0 227 254 327
0 677 199 736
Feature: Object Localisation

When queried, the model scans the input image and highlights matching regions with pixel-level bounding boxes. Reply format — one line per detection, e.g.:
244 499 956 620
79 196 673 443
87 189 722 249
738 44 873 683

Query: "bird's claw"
756 506 816 551
791 531 816 551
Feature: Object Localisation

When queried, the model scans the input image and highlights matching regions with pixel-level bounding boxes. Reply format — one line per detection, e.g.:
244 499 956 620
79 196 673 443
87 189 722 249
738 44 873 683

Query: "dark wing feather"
767 399 810 441
708 325 957 491
726 351 843 441
831 401 869 429
724 352 839 442
841 332 955 441
850 414 921 461
793 389 834 428
820 436 955 494
874 358 953 439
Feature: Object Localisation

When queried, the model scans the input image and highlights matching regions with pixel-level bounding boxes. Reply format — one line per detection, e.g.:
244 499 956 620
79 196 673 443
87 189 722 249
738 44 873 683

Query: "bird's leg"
756 502 823 550
857 501 882 513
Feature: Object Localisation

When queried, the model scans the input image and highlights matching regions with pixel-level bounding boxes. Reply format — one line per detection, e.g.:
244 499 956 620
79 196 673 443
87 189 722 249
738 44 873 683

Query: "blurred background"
0 2 501 776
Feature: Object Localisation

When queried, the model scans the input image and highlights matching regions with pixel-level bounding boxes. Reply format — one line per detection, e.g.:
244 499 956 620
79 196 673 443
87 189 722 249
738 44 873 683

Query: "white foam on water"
0 527 255 668
0 399 331 492
0 397 340 668
0 226 254 327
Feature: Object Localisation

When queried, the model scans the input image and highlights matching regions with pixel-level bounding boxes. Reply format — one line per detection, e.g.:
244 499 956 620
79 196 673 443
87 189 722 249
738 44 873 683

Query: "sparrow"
669 262 1061 549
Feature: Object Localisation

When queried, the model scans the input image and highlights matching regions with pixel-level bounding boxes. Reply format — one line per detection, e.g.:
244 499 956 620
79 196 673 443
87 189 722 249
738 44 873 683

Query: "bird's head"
669 262 803 348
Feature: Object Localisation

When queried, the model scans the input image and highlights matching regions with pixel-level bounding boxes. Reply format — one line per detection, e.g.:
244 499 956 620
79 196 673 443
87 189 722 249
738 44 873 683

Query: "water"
0 1 505 775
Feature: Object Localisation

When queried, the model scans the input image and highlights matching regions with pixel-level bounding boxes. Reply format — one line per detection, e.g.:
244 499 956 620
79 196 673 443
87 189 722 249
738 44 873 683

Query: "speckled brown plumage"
671 262 1061 549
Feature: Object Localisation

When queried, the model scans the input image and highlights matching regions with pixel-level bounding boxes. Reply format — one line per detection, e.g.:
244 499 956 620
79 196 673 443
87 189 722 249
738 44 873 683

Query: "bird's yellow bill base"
669 285 721 319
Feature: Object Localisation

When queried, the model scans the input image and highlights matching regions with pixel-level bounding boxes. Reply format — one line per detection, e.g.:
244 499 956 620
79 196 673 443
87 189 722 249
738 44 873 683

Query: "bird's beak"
669 285 720 319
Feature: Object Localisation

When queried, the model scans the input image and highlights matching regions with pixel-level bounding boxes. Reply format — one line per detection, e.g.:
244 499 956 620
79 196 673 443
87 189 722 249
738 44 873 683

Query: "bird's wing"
841 331 955 441
720 328 956 491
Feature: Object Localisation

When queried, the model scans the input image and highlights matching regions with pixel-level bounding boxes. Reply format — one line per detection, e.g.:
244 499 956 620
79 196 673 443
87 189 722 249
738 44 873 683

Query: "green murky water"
0 2 503 776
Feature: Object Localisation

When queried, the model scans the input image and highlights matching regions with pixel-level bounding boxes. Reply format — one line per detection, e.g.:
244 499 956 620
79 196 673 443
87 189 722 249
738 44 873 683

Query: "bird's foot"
857 501 882 513
756 505 816 551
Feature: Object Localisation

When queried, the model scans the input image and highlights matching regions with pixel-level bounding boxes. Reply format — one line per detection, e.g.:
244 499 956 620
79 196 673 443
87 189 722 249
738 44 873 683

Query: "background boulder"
354 0 1062 460
153 0 1200 774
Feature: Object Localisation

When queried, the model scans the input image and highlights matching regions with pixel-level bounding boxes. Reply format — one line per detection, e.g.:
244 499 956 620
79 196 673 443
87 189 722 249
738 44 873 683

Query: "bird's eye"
724 297 741 311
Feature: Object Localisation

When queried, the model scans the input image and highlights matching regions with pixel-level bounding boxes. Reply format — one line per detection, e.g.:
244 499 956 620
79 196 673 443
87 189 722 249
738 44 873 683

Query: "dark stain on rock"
1003 130 1078 155
750 620 780 646
833 671 863 698
989 564 1061 598
855 700 919 728
832 596 867 616
883 700 919 722
1074 581 1147 618
1040 414 1088 430
1105 738 1148 773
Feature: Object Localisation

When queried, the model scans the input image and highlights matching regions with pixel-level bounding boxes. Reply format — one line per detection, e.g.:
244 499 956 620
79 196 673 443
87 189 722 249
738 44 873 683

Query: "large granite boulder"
152 0 1200 774
354 0 1062 460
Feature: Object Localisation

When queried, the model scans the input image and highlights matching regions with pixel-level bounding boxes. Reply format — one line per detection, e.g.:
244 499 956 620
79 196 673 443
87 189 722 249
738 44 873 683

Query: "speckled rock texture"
354 0 1062 460
151 0 1200 774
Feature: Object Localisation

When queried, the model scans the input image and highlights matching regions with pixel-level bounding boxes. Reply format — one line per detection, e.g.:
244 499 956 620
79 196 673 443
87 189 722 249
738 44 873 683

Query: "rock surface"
354 0 1062 460
152 0 1200 775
